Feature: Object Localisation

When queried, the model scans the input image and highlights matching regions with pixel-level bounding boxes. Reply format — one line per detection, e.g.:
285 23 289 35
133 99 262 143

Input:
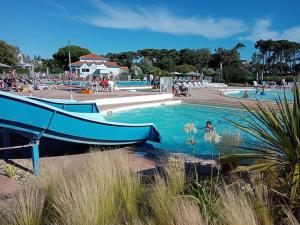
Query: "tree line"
105 44 250 82
37 44 248 82
1 38 300 83
252 39 300 76
0 41 253 83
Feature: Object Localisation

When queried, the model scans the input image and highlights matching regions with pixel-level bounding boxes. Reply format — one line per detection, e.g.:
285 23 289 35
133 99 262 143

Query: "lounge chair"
253 81 261 87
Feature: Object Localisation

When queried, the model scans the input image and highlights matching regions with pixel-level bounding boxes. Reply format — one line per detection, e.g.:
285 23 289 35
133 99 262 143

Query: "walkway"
0 147 160 197
17 86 160 101
0 174 21 197
176 87 277 109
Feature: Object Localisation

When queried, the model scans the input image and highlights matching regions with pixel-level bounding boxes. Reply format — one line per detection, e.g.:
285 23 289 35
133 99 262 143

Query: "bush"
222 66 252 83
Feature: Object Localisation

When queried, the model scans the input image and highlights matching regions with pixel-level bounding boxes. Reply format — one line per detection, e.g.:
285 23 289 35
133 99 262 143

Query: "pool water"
105 104 254 155
226 89 293 101
116 81 150 87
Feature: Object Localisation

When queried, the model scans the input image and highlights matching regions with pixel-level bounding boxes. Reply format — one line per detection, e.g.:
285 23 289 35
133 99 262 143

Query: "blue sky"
2 0 300 60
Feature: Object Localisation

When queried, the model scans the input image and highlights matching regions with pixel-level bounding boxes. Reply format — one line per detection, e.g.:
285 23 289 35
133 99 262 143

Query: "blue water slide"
0 91 160 174
27 96 99 113
0 91 160 145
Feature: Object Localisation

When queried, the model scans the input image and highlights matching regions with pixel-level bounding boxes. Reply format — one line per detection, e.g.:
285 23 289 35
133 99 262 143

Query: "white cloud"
242 18 300 42
282 27 300 42
46 0 66 12
81 0 248 39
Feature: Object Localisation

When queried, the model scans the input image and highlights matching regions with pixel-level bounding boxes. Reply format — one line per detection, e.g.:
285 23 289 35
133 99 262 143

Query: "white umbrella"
186 71 200 76
0 63 11 68
170 71 181 75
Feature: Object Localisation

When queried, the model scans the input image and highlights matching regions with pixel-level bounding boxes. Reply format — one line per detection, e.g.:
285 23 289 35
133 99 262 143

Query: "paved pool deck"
179 87 252 109
16 85 271 110
0 146 162 197
16 86 160 101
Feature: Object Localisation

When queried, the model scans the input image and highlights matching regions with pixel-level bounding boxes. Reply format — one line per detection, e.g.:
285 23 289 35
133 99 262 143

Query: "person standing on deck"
149 74 154 85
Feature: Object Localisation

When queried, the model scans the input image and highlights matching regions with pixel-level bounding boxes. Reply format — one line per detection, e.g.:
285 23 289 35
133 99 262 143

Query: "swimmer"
242 91 249 99
205 120 214 133
260 86 266 95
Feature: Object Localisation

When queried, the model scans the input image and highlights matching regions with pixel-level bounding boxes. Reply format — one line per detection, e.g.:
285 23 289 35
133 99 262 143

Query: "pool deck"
0 146 162 198
180 87 250 109
16 86 160 101
16 85 274 110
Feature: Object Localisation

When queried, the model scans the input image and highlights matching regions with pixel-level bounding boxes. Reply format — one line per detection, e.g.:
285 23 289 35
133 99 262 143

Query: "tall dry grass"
219 187 259 225
0 187 46 225
0 151 299 225
218 131 241 156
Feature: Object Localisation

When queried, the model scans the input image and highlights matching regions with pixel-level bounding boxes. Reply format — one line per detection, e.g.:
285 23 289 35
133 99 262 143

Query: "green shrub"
222 66 252 83
224 83 300 207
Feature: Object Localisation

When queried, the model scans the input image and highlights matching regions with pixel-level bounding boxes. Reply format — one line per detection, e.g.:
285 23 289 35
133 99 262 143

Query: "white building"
71 53 129 79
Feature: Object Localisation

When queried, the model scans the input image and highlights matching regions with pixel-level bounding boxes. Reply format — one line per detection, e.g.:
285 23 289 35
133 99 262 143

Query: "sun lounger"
253 81 261 87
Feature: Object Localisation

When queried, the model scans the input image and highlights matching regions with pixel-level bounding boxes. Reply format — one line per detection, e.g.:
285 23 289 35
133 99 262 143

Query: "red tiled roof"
121 66 129 71
71 60 122 68
71 61 83 66
72 61 96 66
104 62 119 67
80 53 106 60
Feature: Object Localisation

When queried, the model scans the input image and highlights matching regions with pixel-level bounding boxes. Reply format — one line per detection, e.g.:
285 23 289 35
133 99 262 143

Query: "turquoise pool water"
116 81 150 87
105 104 254 155
226 89 293 101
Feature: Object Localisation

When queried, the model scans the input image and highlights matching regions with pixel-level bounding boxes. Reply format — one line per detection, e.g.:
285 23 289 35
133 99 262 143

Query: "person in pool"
260 86 266 95
205 120 215 133
242 91 249 99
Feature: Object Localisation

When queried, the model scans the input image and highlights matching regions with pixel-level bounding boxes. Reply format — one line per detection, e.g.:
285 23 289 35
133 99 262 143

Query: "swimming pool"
225 89 293 101
116 81 150 87
105 104 254 155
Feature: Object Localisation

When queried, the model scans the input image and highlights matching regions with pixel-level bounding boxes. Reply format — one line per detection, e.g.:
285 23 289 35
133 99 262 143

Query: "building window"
82 69 90 72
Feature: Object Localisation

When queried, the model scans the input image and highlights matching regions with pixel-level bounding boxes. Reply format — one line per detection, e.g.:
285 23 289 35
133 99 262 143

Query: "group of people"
242 86 267 99
91 76 115 92
172 82 191 97
0 69 30 92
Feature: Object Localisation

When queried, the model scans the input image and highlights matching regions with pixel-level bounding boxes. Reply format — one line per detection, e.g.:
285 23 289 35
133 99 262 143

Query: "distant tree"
53 45 91 70
201 67 217 76
178 48 211 70
157 56 176 72
234 42 246 57
251 52 264 75
0 40 18 66
150 66 168 77
255 40 268 74
43 59 64 74
179 48 195 65
222 66 252 83
25 55 31 63
140 57 154 74
106 51 138 67
194 48 211 69
255 39 300 75
174 64 197 74
34 63 47 73
130 65 143 79
137 48 160 62
209 47 240 70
